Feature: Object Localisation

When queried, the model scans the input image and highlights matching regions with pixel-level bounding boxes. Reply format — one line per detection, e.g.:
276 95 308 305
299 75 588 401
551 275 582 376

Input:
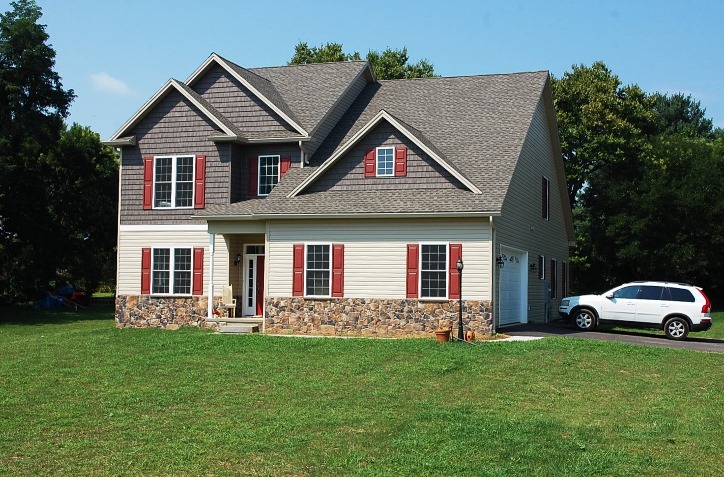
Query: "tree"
289 42 435 80
0 1 118 302
651 92 715 138
552 62 656 209
42 124 119 293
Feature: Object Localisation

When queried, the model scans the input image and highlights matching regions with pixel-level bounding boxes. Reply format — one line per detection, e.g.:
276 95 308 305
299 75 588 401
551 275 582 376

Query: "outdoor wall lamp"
530 262 537 273
233 253 242 266
456 258 464 342
496 256 505 269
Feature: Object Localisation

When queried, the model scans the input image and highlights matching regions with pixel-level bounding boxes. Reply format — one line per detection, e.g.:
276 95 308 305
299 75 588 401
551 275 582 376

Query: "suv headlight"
560 299 570 307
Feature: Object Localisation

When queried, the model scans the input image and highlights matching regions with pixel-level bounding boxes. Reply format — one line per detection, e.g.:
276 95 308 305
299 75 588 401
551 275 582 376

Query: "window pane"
175 156 194 207
377 147 393 176
259 155 279 195
640 286 664 300
154 157 172 207
668 287 695 302
421 244 446 298
613 286 639 299
152 249 170 294
306 244 330 296
173 248 191 294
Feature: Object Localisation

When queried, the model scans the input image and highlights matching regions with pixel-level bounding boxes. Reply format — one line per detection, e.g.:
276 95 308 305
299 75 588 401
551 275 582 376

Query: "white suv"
559 281 712 340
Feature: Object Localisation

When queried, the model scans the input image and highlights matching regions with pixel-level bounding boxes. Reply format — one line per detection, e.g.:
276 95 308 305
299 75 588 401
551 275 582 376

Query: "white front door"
498 247 528 325
242 245 265 316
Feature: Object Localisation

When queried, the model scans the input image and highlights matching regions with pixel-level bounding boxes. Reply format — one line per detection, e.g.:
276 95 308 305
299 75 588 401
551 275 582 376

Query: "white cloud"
90 72 133 95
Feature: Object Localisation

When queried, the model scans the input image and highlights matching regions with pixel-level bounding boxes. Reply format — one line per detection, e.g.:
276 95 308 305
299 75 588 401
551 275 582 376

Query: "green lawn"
1 306 722 476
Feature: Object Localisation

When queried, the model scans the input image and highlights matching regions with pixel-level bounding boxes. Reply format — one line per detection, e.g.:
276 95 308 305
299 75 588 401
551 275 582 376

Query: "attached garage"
498 246 528 325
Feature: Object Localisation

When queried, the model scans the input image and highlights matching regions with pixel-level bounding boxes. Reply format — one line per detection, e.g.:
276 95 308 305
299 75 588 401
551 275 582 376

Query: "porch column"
207 233 215 318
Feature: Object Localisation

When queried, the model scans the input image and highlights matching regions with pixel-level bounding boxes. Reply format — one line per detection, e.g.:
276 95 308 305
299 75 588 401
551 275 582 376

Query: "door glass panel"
247 259 254 308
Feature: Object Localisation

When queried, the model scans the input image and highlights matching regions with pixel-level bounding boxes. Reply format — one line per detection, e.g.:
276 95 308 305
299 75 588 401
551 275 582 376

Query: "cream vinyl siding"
117 227 228 295
268 218 491 299
496 92 571 321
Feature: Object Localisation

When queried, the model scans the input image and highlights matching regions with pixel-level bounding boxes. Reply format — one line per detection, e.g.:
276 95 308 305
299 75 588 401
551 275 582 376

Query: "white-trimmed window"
259 155 280 196
305 244 330 297
154 155 194 208
152 247 192 294
421 243 447 298
376 147 394 176
550 258 557 299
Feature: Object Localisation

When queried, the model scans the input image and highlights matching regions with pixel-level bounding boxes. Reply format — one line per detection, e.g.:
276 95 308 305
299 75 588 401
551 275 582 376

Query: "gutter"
195 211 502 221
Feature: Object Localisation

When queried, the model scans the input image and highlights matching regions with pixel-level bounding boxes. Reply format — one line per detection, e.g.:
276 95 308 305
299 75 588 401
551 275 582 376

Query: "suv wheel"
664 317 689 340
573 309 596 331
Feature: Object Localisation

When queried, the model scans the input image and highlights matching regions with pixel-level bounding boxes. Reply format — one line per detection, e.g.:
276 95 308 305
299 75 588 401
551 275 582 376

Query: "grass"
609 310 724 340
1 306 722 476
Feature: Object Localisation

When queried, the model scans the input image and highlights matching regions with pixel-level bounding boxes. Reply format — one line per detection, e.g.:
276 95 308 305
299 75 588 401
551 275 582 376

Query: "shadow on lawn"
0 304 115 325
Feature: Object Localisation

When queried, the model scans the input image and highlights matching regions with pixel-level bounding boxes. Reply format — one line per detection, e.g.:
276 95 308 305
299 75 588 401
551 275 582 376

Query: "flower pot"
434 329 451 342
465 330 476 342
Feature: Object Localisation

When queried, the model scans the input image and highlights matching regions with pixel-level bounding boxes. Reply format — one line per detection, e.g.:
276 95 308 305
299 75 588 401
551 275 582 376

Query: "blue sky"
14 0 724 138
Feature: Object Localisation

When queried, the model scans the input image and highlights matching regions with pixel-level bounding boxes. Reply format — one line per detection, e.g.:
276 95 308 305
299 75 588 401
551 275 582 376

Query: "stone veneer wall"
115 295 219 330
265 297 493 337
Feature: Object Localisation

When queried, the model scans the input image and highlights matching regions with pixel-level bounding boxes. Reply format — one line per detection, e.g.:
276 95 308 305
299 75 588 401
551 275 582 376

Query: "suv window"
666 287 695 302
640 286 664 300
613 286 639 299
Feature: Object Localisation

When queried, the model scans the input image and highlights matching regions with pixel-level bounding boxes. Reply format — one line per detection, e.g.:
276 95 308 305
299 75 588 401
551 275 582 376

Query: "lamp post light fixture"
456 258 464 342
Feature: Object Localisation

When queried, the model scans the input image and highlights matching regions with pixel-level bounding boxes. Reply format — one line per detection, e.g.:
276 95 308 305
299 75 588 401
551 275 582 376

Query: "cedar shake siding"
230 143 302 202
192 64 298 137
120 90 231 225
307 121 465 193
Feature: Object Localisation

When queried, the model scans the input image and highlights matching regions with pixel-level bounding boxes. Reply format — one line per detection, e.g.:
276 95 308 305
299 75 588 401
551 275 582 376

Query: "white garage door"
498 247 527 325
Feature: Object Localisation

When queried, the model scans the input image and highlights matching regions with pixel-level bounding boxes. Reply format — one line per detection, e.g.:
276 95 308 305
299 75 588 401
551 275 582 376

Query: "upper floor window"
364 146 407 177
376 147 394 176
143 155 205 210
154 156 194 208
248 155 291 197
259 155 280 196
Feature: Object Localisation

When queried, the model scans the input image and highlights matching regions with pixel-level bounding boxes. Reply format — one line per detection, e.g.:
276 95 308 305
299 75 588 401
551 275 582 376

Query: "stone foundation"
265 297 493 338
115 295 219 330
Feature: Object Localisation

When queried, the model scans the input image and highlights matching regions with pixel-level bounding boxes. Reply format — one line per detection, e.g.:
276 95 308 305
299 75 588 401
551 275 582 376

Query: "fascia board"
108 78 236 140
108 79 175 141
288 110 482 197
197 211 499 221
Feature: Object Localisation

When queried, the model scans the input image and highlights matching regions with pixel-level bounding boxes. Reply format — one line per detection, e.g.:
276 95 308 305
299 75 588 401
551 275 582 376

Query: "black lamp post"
456 258 464 342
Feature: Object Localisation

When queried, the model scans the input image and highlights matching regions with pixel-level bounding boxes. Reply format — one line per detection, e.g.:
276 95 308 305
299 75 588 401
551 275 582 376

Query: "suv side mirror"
605 293 614 299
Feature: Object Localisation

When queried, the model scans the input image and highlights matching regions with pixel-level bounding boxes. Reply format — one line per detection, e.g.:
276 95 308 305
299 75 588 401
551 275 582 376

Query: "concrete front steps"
207 317 262 334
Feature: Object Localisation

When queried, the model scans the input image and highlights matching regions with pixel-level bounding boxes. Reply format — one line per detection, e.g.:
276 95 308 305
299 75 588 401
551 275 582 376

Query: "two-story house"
105 53 574 336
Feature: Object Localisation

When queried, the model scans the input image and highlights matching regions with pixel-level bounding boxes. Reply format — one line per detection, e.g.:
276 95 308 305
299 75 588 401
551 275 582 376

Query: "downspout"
207 232 215 318
115 148 123 304
299 140 305 168
490 216 497 335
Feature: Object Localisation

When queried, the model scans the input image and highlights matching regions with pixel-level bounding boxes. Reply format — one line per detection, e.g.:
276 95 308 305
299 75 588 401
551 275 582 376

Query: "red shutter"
141 247 151 294
192 247 204 295
248 157 258 196
394 146 407 177
364 149 376 177
449 244 462 299
194 155 206 209
332 243 344 297
143 156 153 209
292 244 304 296
406 244 419 298
280 156 291 178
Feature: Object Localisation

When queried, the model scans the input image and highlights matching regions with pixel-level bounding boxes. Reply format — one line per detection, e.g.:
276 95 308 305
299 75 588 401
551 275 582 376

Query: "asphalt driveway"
502 321 724 353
